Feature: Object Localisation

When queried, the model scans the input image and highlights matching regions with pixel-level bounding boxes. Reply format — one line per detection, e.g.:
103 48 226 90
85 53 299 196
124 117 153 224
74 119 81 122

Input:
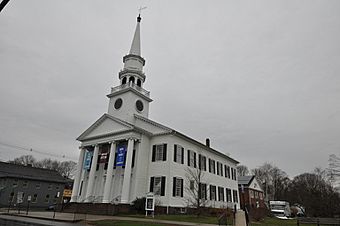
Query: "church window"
122 77 127 85
209 159 216 174
152 144 167 162
198 183 207 200
210 185 217 201
216 162 223 176
233 190 239 203
172 177 183 197
173 144 184 164
231 168 237 180
150 176 166 196
226 188 232 202
225 165 231 178
187 150 196 168
218 186 225 202
198 154 206 171
137 79 141 87
114 98 123 110
135 100 144 112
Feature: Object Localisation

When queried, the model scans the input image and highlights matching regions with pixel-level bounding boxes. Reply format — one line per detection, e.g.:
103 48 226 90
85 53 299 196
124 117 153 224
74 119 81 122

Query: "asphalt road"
0 214 84 226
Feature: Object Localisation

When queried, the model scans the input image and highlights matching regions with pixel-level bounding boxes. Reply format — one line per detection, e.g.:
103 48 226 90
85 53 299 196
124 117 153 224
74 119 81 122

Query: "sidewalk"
2 210 221 226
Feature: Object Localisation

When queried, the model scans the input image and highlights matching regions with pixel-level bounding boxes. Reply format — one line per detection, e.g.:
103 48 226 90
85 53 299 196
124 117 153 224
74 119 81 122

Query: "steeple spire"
119 14 146 88
129 14 142 56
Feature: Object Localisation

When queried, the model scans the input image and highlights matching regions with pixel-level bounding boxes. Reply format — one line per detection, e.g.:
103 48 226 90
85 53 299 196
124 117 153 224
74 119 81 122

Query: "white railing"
111 82 150 97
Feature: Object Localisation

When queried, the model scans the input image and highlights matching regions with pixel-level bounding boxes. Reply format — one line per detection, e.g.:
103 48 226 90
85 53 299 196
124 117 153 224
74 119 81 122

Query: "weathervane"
138 6 147 15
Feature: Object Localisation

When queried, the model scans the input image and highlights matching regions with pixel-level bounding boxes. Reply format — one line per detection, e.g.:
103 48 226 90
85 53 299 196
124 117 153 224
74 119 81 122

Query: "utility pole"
0 0 11 13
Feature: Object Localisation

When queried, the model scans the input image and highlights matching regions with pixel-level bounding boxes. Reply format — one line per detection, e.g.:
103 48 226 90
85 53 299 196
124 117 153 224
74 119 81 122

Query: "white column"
120 138 134 203
85 144 99 202
70 148 85 202
102 142 116 203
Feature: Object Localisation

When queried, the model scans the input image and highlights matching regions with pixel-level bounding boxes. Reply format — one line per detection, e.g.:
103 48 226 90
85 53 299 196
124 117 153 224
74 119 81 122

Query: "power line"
0 141 78 161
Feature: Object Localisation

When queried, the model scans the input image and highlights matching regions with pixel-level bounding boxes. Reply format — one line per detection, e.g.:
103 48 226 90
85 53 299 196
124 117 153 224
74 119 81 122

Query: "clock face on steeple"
136 100 144 112
114 98 123 110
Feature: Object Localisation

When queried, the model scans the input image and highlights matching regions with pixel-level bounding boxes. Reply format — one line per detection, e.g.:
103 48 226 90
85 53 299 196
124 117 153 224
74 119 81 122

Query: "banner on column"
116 146 126 167
84 151 93 169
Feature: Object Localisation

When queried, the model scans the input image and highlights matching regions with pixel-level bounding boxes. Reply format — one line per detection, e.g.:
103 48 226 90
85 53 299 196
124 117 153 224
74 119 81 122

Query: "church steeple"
107 14 152 123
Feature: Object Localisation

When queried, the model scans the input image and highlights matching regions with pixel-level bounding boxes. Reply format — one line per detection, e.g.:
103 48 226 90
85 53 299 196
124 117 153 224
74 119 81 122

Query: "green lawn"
124 214 232 224
90 214 232 225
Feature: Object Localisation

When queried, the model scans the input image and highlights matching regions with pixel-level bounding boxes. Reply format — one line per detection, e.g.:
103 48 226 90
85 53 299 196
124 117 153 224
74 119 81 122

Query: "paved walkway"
1 210 220 226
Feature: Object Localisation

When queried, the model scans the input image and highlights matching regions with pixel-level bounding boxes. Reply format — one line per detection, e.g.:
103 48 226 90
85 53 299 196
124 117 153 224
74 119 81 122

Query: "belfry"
71 14 240 211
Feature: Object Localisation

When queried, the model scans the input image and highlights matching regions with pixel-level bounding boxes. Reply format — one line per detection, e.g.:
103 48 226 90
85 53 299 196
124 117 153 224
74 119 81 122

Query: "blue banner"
84 151 93 169
116 146 126 167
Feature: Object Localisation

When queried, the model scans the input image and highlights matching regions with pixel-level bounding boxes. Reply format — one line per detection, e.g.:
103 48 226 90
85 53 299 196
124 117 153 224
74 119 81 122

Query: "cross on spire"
137 6 147 22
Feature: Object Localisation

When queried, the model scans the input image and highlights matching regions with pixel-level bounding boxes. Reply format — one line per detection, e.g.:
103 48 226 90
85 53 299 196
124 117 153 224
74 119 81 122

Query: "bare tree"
58 161 77 178
8 155 37 166
252 162 289 201
237 165 249 177
185 167 209 215
8 155 76 179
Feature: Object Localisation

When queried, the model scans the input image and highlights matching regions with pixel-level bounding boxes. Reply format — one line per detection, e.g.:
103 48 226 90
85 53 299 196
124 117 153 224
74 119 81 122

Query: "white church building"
71 15 240 210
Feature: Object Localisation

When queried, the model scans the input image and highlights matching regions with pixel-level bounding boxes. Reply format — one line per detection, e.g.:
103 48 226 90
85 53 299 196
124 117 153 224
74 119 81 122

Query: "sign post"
53 192 60 219
26 195 31 215
145 192 155 218
17 191 23 214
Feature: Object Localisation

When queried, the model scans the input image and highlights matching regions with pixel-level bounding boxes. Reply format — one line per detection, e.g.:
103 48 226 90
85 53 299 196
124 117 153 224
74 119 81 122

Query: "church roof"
238 175 255 186
134 115 239 164
0 161 70 184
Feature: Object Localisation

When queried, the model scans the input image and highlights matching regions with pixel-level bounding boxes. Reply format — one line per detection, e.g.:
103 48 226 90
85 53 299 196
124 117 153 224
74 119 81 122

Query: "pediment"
250 178 263 192
77 114 133 141
134 115 172 135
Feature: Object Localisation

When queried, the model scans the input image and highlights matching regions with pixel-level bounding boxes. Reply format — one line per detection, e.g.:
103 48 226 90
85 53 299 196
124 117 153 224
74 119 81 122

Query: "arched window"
122 77 127 85
137 79 142 87
129 77 135 84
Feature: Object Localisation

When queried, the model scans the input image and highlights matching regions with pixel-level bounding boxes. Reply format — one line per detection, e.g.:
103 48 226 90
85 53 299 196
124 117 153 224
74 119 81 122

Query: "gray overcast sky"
1 0 339 177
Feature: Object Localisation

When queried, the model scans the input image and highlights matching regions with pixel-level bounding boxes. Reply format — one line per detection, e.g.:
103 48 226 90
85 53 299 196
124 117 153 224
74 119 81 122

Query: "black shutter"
187 150 190 166
198 183 201 199
204 184 207 200
172 177 176 197
180 179 184 197
181 148 184 164
194 153 197 168
209 159 211 173
132 149 136 168
221 164 223 176
161 176 166 196
152 145 156 162
163 144 167 161
209 185 212 200
174 145 177 162
150 177 154 192
198 154 201 170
